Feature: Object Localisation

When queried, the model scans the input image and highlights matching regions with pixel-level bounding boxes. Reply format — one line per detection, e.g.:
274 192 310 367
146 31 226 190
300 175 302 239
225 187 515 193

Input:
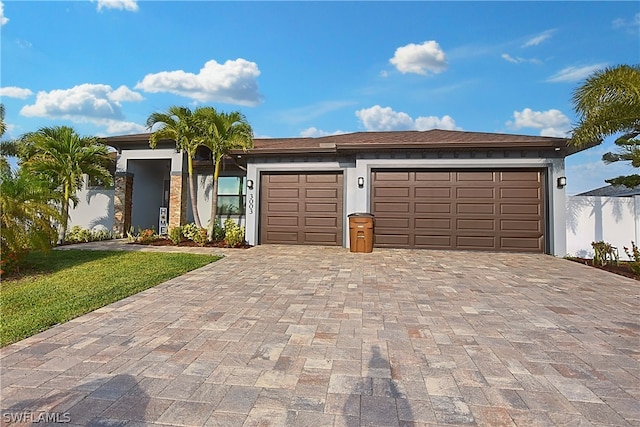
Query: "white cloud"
135 59 262 106
612 12 640 32
0 86 33 99
506 108 571 137
522 29 555 47
389 41 447 75
547 63 607 83
96 0 138 12
20 83 144 135
0 1 8 26
501 53 541 65
355 105 460 132
299 127 346 138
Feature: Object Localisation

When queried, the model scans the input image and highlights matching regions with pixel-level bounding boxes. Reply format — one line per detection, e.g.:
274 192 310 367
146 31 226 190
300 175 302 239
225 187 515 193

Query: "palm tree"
20 126 113 243
1 167 61 263
571 64 640 146
146 106 203 228
0 103 6 138
570 64 640 188
193 107 254 239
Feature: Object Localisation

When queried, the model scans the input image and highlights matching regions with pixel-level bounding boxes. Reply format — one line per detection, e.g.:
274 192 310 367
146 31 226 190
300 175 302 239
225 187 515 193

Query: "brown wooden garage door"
372 170 545 252
260 172 343 245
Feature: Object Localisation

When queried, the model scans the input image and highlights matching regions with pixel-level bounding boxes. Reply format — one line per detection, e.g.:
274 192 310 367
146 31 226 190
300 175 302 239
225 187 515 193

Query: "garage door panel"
267 216 299 226
374 171 410 181
375 202 411 213
261 172 343 246
415 203 450 213
501 204 541 215
457 219 495 230
375 187 410 197
415 187 450 198
306 188 337 198
457 235 496 249
415 218 451 230
500 219 542 231
372 169 545 253
457 188 494 199
376 218 410 228
415 235 452 247
415 172 451 181
269 188 299 198
500 188 540 199
458 171 494 181
457 203 495 214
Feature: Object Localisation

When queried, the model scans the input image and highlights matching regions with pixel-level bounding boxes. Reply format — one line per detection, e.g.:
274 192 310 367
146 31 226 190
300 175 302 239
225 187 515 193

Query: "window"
217 176 246 215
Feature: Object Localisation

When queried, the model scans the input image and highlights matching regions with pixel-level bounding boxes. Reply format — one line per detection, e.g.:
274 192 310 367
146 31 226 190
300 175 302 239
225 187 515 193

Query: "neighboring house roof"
104 129 586 156
576 184 640 197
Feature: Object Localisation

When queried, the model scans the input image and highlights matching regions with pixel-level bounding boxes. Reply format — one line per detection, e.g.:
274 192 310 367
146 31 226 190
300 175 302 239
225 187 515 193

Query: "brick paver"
1 244 638 426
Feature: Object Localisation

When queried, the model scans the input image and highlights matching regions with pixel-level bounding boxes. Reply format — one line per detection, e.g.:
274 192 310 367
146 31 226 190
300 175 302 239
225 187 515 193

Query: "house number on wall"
248 193 254 215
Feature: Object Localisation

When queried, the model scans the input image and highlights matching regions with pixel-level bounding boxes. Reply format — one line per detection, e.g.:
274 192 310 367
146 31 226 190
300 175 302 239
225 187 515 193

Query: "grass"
0 250 220 347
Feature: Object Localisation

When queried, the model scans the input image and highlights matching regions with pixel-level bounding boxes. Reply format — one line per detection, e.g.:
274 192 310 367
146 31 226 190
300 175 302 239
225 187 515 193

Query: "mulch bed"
567 258 639 281
130 238 253 249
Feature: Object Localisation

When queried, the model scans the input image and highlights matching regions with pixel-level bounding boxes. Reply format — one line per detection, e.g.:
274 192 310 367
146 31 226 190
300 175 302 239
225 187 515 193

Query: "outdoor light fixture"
247 179 254 190
357 176 364 188
557 176 567 188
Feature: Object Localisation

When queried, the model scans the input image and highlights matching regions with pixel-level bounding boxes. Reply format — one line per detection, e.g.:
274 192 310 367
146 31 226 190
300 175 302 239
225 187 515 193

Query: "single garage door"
372 169 545 252
260 172 343 245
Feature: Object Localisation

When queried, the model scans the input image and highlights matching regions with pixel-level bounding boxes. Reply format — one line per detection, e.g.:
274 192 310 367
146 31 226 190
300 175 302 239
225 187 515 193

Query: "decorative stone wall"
169 172 188 228
113 172 133 237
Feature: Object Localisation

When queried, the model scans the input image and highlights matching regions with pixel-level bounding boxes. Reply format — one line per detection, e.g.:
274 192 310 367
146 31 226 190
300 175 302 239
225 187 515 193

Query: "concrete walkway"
1 244 639 426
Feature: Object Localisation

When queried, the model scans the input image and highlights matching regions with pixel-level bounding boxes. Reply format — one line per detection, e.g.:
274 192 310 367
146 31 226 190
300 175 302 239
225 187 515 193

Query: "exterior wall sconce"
357 176 364 188
247 179 254 190
557 176 567 188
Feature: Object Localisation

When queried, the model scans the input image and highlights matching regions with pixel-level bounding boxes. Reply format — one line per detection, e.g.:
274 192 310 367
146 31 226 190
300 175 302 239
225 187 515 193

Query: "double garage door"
260 170 545 252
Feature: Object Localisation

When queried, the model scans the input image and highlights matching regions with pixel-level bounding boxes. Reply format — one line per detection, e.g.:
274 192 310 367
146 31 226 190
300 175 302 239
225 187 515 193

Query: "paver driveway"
1 245 639 426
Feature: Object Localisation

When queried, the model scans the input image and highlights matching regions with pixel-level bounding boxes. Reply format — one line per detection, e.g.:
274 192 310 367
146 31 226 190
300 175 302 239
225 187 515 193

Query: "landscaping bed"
130 237 253 249
567 258 639 281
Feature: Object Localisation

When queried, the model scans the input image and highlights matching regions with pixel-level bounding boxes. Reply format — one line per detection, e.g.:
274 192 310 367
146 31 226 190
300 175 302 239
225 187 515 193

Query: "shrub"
224 219 245 248
182 223 200 242
168 226 182 245
623 242 640 275
591 241 618 266
138 228 158 244
211 218 225 242
191 227 208 247
66 226 112 244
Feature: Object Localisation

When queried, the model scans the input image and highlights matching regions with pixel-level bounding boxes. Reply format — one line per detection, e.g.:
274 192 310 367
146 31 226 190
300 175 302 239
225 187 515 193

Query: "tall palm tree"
571 64 640 146
1 167 61 259
20 126 113 243
0 103 6 138
193 107 254 239
146 106 203 228
570 64 640 188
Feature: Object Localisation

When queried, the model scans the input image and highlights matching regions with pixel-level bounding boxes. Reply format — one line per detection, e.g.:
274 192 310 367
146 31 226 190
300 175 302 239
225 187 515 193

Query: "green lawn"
0 250 220 346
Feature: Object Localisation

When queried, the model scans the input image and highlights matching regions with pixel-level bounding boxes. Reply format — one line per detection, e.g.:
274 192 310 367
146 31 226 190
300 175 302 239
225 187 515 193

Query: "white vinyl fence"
566 195 640 259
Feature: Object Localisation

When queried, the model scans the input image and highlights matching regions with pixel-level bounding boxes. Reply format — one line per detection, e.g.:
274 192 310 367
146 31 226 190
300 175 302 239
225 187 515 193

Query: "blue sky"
1 1 638 195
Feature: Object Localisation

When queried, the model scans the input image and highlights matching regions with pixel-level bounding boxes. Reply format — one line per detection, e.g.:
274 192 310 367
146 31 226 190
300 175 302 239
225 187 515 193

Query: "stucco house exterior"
85 129 581 256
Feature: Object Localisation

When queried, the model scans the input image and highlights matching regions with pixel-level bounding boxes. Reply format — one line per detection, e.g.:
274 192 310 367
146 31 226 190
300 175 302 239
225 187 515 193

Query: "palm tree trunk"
209 158 221 240
187 156 202 228
59 184 70 244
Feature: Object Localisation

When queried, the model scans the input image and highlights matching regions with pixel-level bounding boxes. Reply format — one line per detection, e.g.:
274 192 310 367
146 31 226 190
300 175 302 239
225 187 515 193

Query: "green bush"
591 241 618 266
623 242 640 275
66 226 112 244
192 227 208 247
212 218 225 242
168 226 182 245
224 219 245 248
182 223 200 241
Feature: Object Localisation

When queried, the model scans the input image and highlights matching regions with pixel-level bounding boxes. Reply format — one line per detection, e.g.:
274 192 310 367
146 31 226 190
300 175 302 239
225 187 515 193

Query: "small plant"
168 226 182 245
66 226 93 243
0 251 21 277
182 223 200 242
591 241 619 267
223 218 245 248
623 241 640 275
126 226 139 243
211 218 225 242
138 228 158 244
191 227 208 247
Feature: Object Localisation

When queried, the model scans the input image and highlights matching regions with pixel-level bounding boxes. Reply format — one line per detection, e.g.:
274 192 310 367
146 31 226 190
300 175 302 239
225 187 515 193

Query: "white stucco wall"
68 184 114 232
566 195 640 258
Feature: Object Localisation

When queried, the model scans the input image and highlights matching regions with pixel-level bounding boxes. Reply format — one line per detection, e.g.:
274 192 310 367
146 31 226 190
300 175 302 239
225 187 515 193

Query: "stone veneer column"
169 172 188 228
113 172 133 237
